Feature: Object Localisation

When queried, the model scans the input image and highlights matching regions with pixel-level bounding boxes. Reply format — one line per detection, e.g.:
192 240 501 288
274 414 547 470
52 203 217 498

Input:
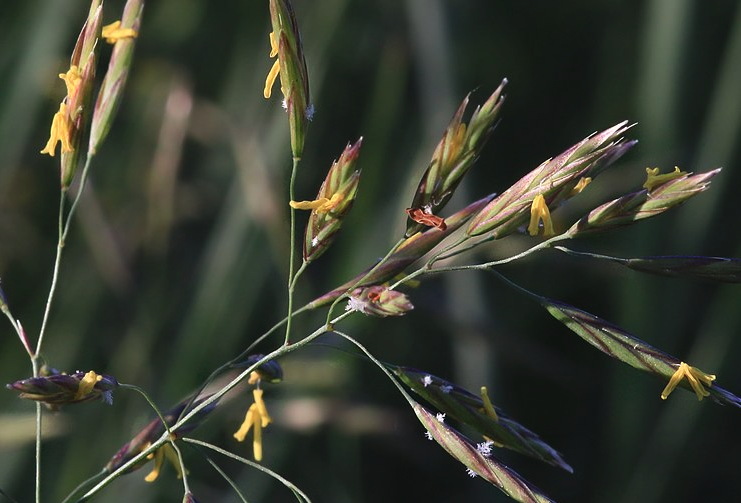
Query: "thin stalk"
552 245 624 263
388 232 571 291
0 300 31 357
119 383 190 493
34 152 95 503
59 471 107 503
31 182 67 503
61 154 96 241
33 396 41 503
456 232 569 268
433 227 569 265
198 452 251 503
36 152 95 357
169 441 191 495
331 330 416 407
185 438 312 503
178 302 314 423
285 156 301 345
289 260 309 292
35 188 67 359
174 313 349 429
74 383 195 502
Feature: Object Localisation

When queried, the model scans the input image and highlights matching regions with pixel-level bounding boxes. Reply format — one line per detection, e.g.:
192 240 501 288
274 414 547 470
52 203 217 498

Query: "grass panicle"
2 2 741 503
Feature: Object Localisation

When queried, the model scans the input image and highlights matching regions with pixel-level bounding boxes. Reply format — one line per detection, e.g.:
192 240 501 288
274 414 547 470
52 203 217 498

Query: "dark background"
1 1 740 502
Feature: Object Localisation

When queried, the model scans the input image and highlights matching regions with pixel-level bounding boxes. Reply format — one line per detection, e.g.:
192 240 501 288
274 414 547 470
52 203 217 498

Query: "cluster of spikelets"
4 1 741 503
38 0 141 187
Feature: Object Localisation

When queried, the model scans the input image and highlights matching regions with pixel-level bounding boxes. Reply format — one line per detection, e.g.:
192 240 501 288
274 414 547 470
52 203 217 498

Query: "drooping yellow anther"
661 362 716 401
144 443 183 482
264 31 282 99
264 60 281 99
40 102 74 157
527 194 555 237
233 388 272 461
253 389 272 428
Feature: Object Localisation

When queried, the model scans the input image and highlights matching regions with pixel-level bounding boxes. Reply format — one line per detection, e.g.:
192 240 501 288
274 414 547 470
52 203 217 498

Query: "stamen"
527 194 555 237
661 362 716 401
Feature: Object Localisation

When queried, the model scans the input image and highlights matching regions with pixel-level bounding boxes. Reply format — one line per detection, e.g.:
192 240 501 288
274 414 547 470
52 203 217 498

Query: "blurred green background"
1 0 741 502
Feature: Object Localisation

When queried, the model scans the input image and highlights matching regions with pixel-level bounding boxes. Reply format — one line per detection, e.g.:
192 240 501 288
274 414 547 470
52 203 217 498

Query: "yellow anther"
661 362 716 401
527 194 555 237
